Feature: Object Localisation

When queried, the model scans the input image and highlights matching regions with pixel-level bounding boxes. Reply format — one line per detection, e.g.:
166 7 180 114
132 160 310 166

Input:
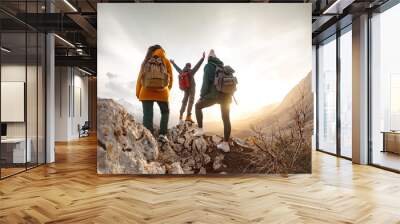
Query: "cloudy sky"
98 3 311 123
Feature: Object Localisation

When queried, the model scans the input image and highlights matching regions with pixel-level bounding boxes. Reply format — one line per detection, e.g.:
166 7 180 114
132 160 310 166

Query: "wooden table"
381 131 400 154
1 138 31 164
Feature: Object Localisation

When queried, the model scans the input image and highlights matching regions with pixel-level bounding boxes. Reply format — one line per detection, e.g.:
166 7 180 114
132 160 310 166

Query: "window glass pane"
38 33 45 165
371 3 400 171
390 75 400 130
340 29 352 158
27 31 38 169
1 31 27 177
26 0 40 169
318 37 337 154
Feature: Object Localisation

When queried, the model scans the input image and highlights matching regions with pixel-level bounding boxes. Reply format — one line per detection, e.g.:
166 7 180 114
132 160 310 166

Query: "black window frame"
315 22 353 161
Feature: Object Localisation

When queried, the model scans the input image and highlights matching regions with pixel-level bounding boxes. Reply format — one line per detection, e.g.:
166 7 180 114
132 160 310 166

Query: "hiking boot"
193 128 205 137
217 141 230 153
185 115 194 123
178 115 185 125
158 135 169 143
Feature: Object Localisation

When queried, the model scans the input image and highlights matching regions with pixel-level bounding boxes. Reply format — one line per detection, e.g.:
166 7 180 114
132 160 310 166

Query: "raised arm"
170 59 183 74
191 52 205 75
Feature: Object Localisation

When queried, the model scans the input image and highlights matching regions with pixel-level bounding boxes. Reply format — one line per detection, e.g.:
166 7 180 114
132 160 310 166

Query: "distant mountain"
256 72 313 129
243 72 313 136
241 103 279 123
204 72 313 138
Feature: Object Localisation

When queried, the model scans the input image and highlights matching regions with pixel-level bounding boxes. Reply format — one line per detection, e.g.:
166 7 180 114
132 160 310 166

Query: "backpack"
142 56 169 90
179 71 191 90
214 64 238 95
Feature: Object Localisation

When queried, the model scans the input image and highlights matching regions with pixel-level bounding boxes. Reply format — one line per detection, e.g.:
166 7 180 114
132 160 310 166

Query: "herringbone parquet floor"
1 135 400 224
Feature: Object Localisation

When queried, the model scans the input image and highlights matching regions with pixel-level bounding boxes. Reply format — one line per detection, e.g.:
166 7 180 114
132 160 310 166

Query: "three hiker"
170 52 205 123
137 46 237 152
136 45 173 142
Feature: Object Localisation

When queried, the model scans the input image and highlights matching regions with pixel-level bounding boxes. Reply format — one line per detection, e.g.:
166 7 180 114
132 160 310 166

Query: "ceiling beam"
67 13 97 41
55 55 96 73
322 0 356 14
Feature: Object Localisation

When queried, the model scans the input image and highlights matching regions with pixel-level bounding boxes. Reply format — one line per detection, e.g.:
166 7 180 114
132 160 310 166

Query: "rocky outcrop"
97 98 256 175
157 122 228 174
97 99 165 174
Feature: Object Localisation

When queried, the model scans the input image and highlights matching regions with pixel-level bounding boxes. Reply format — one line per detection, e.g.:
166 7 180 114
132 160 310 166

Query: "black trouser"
142 100 169 135
195 98 231 141
180 87 195 117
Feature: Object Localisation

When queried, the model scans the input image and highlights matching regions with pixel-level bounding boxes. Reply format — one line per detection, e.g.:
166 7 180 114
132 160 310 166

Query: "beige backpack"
142 56 169 90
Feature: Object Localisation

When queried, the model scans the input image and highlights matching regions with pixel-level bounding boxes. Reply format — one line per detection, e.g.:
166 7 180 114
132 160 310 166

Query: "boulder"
167 162 184 174
198 167 207 175
97 98 164 174
213 154 225 170
158 141 179 164
145 162 166 174
212 135 222 144
162 122 252 173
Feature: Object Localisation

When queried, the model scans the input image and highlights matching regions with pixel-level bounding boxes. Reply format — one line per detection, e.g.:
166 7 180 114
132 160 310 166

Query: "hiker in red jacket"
170 52 205 123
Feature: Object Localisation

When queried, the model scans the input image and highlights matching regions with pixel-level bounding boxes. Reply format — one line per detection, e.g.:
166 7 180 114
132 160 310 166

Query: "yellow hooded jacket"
136 48 173 102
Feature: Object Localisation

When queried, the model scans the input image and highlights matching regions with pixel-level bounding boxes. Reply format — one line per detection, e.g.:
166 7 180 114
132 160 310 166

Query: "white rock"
203 154 211 165
212 135 223 145
193 137 207 153
213 154 225 170
198 167 207 174
167 162 184 174
145 162 166 174
183 166 195 174
177 137 185 144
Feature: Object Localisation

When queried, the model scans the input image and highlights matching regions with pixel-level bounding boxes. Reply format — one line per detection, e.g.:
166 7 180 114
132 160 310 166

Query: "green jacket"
200 56 232 103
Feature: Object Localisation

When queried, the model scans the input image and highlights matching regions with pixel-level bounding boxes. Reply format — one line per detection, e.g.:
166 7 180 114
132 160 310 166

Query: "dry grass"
244 84 312 174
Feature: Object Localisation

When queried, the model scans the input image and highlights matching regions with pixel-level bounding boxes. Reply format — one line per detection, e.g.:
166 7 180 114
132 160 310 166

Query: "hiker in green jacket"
193 49 232 153
170 52 205 123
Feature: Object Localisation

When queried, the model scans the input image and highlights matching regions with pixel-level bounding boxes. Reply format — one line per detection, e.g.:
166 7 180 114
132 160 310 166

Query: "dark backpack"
214 64 238 95
179 71 191 90
142 56 169 90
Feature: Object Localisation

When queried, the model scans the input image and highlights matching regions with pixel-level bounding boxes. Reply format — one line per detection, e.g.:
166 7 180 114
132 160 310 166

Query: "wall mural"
97 3 313 175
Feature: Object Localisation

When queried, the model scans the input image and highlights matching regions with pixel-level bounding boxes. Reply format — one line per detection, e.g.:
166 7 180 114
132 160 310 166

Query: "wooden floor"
373 151 400 171
1 135 400 224
1 167 26 178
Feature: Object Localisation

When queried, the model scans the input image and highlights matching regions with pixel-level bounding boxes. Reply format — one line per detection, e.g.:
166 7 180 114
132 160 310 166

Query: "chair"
79 121 90 138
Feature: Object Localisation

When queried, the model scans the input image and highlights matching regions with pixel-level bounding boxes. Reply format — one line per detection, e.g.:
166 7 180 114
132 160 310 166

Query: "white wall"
55 67 70 141
1 63 46 164
1 65 26 139
72 73 89 138
55 67 89 141
1 65 40 138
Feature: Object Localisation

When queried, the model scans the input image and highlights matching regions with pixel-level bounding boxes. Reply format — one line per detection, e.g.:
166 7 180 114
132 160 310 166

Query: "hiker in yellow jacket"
136 45 173 142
